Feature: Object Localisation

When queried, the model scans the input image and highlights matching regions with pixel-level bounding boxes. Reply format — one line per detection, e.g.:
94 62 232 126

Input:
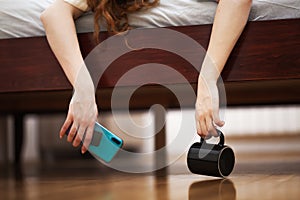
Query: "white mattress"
0 0 299 39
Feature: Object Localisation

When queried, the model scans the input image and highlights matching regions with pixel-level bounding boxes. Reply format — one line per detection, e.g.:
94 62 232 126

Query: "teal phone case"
89 122 123 163
66 122 123 163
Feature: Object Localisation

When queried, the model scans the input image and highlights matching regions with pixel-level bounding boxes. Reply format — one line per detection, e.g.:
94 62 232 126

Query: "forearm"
40 0 94 94
200 0 252 82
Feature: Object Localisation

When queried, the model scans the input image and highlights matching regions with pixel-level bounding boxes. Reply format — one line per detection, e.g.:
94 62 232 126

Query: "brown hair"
87 0 159 42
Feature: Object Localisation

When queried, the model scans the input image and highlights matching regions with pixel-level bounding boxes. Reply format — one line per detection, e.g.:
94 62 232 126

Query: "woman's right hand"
41 1 98 154
59 82 98 154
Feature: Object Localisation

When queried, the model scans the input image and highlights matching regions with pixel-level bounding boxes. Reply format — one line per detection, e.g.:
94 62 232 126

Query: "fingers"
196 118 202 136
64 120 95 153
196 110 218 138
212 107 225 127
61 92 98 153
196 100 224 138
205 112 218 137
199 114 208 137
65 121 95 153
60 113 73 139
73 125 86 147
82 122 95 154
196 115 224 138
67 123 78 143
196 110 204 138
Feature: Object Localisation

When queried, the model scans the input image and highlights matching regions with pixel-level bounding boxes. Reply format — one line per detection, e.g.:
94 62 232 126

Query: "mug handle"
200 129 225 147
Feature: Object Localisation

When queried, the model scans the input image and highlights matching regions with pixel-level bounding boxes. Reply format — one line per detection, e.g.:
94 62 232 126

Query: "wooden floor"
0 135 299 200
1 150 300 200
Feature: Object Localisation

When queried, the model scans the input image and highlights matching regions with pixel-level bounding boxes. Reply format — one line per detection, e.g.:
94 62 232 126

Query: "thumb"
212 107 225 127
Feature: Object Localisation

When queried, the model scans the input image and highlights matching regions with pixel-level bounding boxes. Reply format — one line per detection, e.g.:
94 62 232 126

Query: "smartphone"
65 122 123 163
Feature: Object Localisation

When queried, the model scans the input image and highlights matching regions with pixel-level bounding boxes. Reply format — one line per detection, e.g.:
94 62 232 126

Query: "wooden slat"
0 79 299 114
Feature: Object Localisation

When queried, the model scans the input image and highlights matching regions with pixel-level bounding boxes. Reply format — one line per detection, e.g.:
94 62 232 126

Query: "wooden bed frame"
1 18 300 165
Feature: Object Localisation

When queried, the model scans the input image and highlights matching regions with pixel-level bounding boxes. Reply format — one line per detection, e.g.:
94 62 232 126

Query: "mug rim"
217 146 235 178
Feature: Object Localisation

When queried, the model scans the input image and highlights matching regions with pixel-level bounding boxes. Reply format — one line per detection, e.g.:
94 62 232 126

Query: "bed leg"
153 106 167 175
0 117 8 165
14 114 24 165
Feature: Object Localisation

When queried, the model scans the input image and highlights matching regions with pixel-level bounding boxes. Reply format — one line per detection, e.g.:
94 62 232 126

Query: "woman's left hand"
195 76 224 138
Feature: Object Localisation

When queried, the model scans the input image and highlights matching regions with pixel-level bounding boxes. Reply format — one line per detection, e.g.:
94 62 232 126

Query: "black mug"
187 130 235 178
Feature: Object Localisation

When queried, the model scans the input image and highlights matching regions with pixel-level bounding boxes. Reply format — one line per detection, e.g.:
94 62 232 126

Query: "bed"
0 0 300 165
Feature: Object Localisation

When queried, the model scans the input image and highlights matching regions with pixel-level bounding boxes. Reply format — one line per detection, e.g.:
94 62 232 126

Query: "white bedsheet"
0 0 299 39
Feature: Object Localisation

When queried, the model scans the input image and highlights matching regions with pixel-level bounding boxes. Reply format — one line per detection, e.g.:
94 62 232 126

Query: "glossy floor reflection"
189 179 236 200
1 156 300 200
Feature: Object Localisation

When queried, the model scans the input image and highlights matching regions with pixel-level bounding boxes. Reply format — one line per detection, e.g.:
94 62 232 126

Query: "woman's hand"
41 0 99 153
60 90 98 154
195 75 224 139
195 0 252 138
59 72 98 154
